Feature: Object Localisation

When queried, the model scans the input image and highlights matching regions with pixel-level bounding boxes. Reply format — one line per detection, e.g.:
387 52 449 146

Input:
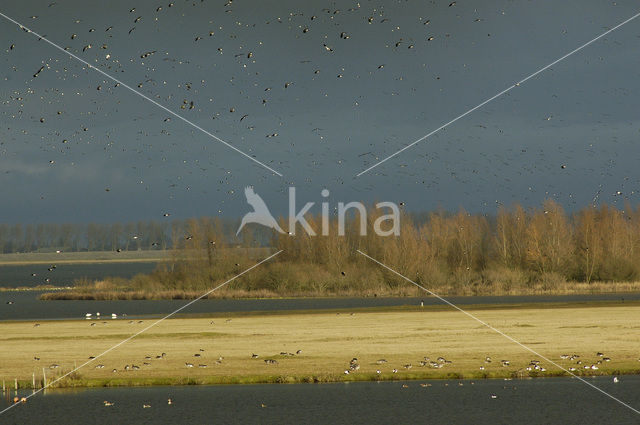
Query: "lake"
0 290 636 322
0 262 158 288
1 376 638 424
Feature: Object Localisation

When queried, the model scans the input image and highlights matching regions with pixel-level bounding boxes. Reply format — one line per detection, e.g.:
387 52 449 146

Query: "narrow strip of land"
0 305 638 388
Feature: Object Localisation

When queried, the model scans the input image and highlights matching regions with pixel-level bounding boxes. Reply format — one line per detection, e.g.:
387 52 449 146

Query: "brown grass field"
1 302 639 389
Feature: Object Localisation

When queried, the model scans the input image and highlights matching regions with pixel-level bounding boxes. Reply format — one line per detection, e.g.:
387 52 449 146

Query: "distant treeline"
46 200 640 299
0 219 246 253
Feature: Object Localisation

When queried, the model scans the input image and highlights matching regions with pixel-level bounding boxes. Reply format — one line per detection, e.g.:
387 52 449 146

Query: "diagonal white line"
356 249 640 416
356 10 640 177
0 11 283 177
0 250 283 416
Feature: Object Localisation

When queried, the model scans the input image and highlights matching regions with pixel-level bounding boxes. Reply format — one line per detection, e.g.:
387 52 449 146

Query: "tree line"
76 200 640 300
0 220 235 253
13 200 640 293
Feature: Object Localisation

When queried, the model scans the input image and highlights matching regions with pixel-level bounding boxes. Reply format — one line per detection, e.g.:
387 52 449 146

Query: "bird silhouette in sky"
236 187 285 235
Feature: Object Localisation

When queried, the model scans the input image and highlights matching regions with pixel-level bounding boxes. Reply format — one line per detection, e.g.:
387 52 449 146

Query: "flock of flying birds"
1 0 636 218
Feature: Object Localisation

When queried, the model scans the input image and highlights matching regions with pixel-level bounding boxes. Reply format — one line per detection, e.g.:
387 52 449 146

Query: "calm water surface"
0 291 636 321
1 377 638 424
0 262 157 288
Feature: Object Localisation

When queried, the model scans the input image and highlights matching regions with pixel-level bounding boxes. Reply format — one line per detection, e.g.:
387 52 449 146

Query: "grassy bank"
1 304 639 389
38 281 640 300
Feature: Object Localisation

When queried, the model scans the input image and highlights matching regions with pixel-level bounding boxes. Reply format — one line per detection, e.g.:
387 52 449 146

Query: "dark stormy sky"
1 0 640 223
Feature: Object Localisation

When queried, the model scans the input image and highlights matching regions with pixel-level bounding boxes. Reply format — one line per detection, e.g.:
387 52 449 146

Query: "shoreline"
34 287 640 300
6 368 640 391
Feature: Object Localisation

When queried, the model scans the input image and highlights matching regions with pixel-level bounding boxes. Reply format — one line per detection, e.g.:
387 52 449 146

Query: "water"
0 377 638 424
0 262 158 288
0 291 636 322
0 262 637 321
